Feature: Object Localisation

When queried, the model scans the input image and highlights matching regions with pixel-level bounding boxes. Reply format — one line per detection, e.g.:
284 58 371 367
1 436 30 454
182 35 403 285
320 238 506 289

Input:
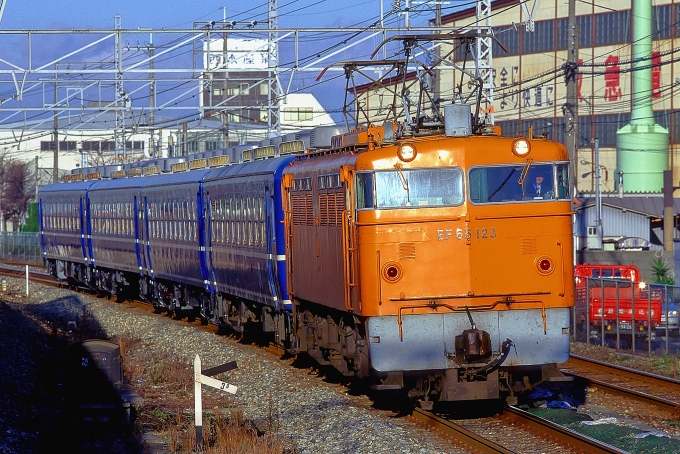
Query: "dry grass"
111 335 292 453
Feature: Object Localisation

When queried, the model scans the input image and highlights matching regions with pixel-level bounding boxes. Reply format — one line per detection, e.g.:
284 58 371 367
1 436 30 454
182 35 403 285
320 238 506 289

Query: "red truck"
574 264 661 345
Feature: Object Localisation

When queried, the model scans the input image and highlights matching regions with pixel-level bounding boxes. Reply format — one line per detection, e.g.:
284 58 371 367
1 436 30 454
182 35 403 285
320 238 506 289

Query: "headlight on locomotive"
511 138 531 157
397 143 417 162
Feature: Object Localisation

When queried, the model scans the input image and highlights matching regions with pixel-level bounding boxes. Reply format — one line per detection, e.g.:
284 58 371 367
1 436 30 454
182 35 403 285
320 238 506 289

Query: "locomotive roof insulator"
511 138 531 157
397 143 416 162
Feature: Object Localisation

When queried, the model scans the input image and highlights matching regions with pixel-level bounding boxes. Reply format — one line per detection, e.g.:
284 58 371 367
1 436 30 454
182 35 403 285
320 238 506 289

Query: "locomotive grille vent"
399 242 416 259
520 237 537 254
291 194 313 226
319 192 345 226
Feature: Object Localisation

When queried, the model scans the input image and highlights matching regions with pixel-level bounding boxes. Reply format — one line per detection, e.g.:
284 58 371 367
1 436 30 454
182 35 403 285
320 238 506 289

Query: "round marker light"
536 256 554 275
512 138 531 157
382 262 403 282
398 143 417 162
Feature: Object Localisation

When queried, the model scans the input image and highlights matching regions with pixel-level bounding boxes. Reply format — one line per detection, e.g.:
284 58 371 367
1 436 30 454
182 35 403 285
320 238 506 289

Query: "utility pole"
114 15 127 162
53 64 59 183
564 0 579 176
222 12 230 147
268 0 281 137
149 34 156 158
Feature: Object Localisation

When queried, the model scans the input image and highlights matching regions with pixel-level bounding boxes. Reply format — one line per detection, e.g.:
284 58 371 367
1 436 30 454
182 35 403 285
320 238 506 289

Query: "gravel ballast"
0 278 466 453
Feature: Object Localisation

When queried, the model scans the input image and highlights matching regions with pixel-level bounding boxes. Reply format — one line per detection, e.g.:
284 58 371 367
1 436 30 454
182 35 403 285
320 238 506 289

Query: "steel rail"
412 406 626 454
564 354 680 413
411 408 513 454
500 406 627 454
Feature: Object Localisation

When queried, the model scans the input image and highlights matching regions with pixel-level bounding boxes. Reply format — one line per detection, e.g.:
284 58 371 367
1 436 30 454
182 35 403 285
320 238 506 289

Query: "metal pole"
194 354 203 449
25 264 29 296
594 138 602 246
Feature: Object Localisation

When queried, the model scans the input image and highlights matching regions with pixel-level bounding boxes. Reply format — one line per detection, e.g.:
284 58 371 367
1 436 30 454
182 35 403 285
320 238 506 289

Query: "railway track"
411 406 626 453
0 263 58 288
562 354 680 414
6 265 675 452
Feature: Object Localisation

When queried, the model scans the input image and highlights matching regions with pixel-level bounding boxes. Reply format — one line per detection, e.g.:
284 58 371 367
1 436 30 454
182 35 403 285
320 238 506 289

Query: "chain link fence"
0 232 42 265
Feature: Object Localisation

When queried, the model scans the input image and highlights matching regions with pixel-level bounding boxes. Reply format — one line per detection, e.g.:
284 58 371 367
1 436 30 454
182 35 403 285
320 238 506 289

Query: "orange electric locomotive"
281 120 573 407
280 34 574 407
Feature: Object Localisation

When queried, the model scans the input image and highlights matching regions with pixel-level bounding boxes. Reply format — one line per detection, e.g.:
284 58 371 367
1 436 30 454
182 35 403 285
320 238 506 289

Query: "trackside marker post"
194 354 238 449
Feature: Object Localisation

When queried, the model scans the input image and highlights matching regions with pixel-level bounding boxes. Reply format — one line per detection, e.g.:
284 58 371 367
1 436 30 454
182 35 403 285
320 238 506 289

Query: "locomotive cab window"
356 167 464 209
469 162 569 204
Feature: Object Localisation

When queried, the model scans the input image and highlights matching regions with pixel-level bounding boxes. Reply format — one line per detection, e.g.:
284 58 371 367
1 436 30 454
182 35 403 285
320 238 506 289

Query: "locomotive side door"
340 165 358 312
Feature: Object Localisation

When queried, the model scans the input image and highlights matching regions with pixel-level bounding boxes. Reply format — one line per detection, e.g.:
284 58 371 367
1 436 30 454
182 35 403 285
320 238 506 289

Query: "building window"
40 141 79 151
594 11 630 47
283 107 313 122
82 141 100 151
521 20 554 54
577 15 592 48
101 141 116 151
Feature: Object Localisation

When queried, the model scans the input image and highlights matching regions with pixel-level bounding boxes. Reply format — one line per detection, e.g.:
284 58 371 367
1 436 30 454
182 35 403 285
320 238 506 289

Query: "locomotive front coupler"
454 308 491 362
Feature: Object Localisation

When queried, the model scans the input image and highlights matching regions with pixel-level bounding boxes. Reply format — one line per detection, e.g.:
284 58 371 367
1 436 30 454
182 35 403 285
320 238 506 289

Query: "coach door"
201 188 215 295
142 197 154 280
83 193 94 266
133 196 145 276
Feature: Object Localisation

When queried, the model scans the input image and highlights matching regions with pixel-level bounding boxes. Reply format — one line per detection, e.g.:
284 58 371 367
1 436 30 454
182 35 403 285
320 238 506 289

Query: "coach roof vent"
158 157 186 173
143 165 161 176
444 104 472 137
209 155 229 167
189 158 208 170
310 125 348 148
279 140 305 155
172 161 190 173
255 145 276 160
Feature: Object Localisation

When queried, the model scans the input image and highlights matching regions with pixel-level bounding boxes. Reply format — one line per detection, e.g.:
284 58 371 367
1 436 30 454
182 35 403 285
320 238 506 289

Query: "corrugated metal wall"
575 204 656 250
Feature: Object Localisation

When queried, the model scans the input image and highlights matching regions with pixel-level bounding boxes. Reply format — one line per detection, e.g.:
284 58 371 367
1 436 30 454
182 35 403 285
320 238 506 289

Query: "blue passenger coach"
203 156 294 315
39 180 95 283
137 169 213 311
87 178 144 294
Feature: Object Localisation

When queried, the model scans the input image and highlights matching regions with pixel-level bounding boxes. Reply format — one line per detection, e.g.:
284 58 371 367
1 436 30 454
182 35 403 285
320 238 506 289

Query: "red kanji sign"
603 55 622 102
652 51 661 99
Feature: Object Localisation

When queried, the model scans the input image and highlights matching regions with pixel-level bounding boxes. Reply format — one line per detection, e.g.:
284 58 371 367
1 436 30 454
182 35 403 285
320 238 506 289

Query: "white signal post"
194 354 238 449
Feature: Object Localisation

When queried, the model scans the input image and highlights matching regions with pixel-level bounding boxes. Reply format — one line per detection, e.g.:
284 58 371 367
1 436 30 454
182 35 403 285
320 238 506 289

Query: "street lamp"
580 138 604 249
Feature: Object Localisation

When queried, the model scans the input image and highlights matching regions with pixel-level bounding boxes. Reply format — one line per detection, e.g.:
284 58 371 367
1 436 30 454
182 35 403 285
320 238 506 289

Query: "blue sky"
2 1 436 32
0 1 453 125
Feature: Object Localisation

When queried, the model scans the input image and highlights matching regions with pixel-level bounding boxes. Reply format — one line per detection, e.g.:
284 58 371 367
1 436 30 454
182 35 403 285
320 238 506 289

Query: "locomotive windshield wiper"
518 158 533 196
394 163 410 204
518 158 533 186
487 168 515 201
